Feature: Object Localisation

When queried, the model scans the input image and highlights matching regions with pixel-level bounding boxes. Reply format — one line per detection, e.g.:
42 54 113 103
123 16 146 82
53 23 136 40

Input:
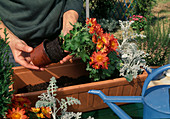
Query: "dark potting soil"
17 75 93 93
45 38 68 63
17 69 120 94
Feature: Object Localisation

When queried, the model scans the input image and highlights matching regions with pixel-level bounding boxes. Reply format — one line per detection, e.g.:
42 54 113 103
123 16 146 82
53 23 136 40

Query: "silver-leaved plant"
118 20 151 82
35 76 94 119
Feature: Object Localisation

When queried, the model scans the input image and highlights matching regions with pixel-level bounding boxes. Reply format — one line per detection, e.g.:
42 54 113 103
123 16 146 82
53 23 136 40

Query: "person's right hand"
8 38 45 71
0 21 44 70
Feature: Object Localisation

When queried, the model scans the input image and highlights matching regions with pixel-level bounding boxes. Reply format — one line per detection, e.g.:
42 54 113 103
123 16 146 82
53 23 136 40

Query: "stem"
52 97 56 119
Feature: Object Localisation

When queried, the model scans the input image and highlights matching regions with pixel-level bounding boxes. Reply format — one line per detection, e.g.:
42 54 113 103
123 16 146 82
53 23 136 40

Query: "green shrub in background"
84 0 156 21
132 0 156 17
0 23 14 118
88 0 115 20
136 20 170 66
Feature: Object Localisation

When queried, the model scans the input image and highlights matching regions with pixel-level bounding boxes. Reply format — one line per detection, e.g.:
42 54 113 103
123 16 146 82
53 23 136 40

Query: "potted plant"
12 19 149 113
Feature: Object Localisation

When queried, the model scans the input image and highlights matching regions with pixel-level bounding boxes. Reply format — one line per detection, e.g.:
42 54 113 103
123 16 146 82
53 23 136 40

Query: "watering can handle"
142 64 170 96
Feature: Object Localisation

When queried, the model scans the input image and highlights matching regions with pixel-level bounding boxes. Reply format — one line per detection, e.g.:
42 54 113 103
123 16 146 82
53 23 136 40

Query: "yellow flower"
41 107 52 118
37 113 45 118
6 107 28 119
30 107 40 113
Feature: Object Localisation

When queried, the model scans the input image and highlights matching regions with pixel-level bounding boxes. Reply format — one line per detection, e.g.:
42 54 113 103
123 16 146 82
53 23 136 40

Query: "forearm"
62 10 79 35
0 20 19 45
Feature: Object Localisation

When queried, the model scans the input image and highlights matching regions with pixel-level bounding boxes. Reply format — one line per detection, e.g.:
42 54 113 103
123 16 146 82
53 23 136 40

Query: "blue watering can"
88 64 170 119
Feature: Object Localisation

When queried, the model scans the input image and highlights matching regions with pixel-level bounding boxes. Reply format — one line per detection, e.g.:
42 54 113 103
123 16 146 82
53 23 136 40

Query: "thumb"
15 41 33 53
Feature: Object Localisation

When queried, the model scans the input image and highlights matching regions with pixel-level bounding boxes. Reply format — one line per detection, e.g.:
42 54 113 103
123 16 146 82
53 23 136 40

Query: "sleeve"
63 0 83 16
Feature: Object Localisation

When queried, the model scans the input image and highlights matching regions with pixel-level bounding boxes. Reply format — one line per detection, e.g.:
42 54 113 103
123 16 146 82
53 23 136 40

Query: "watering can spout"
88 90 106 100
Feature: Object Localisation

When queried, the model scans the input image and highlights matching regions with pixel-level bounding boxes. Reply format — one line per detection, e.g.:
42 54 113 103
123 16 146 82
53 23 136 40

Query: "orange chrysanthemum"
92 64 100 69
10 96 31 110
30 107 40 113
89 26 95 34
103 61 109 69
95 24 103 36
86 18 97 27
109 39 118 51
41 107 52 118
90 51 109 69
6 107 28 119
109 34 118 51
89 57 94 66
37 113 45 118
101 33 111 47
92 34 97 43
96 39 104 50
100 45 109 53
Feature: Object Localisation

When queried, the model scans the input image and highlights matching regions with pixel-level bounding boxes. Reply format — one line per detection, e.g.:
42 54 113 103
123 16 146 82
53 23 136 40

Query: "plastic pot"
30 38 67 67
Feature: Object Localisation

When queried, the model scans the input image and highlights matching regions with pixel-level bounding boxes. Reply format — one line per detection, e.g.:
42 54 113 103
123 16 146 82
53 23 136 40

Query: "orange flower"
10 96 31 110
101 33 110 47
41 107 52 118
37 113 45 118
89 57 94 66
89 26 95 34
92 64 100 69
95 24 103 36
109 35 118 51
103 61 109 69
30 107 40 113
86 18 97 27
109 39 118 51
96 39 104 50
90 51 109 69
100 45 109 53
6 107 28 119
92 34 97 43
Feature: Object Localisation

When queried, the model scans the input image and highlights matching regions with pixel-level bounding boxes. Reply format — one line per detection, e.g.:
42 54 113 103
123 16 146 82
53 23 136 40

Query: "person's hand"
59 10 78 64
0 21 45 70
9 38 45 71
60 50 73 64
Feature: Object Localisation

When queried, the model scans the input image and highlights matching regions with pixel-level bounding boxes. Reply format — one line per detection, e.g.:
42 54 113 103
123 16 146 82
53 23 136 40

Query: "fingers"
60 55 73 64
13 46 43 71
15 40 33 53
15 56 40 70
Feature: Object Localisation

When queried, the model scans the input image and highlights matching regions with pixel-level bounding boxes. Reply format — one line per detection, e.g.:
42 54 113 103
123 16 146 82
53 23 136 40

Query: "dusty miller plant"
97 18 118 32
118 20 151 82
35 77 94 119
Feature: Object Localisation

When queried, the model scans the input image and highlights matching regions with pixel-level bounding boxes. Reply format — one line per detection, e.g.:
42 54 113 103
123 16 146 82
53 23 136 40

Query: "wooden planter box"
12 59 148 112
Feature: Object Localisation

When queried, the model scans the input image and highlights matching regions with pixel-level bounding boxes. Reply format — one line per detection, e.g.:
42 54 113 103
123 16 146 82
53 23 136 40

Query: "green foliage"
129 15 147 31
132 0 156 17
0 24 14 118
136 20 170 66
88 0 115 19
60 22 95 62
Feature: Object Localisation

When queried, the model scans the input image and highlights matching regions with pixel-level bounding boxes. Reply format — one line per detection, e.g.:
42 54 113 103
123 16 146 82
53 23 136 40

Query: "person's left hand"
59 10 78 64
